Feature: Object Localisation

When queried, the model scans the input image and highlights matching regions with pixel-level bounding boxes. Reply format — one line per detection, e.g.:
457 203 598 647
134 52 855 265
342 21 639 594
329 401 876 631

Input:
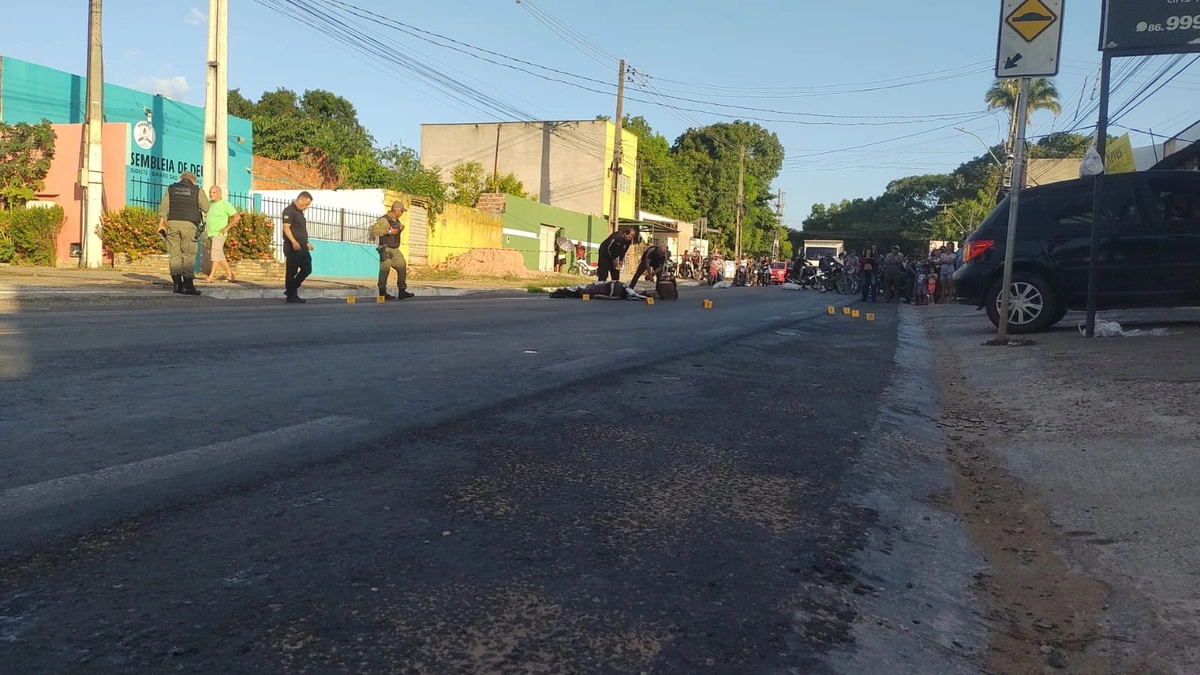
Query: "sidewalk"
0 265 555 301
924 303 1200 673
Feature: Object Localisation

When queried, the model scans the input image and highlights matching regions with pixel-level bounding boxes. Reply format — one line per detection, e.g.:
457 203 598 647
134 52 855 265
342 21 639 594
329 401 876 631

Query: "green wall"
0 56 253 203
502 196 605 271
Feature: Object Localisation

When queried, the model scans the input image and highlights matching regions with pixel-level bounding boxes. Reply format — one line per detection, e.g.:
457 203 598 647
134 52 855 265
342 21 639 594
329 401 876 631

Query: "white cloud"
134 75 191 101
186 7 207 27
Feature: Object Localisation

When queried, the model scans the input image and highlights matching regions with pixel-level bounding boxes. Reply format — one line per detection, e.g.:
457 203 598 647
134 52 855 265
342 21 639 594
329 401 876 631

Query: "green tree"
0 120 57 210
985 78 1062 123
232 88 375 185
623 115 695 221
446 160 527 206
672 121 784 255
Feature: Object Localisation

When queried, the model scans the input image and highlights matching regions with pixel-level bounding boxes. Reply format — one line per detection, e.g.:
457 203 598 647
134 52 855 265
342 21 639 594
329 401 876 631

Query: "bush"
223 210 275 262
1 205 64 266
0 216 14 263
98 206 165 260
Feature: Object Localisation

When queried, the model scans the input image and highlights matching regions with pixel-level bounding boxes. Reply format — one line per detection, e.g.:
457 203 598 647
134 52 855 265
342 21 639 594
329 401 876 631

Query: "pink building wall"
38 123 128 266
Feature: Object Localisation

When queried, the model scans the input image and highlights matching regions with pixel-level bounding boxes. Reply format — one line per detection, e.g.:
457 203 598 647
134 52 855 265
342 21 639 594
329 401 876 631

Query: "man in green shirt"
204 185 241 282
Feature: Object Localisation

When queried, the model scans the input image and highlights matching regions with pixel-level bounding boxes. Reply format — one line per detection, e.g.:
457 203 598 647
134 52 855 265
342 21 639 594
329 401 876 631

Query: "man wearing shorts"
204 186 241 283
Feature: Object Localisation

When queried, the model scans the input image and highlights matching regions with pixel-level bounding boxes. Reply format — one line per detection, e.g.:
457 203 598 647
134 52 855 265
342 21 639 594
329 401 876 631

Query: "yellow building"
420 120 638 224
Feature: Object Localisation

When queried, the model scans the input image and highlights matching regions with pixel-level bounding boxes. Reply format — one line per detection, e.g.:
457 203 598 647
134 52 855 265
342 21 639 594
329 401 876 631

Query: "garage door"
409 203 429 266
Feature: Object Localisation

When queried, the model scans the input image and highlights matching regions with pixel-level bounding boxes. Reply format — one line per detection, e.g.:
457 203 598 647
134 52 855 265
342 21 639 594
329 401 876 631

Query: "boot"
172 275 183 294
180 277 202 296
397 288 415 300
379 288 396 301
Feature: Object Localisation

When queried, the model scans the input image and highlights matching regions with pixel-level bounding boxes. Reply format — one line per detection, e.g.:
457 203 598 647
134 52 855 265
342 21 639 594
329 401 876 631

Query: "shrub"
4 205 64 266
223 210 275 262
0 214 14 263
98 206 165 260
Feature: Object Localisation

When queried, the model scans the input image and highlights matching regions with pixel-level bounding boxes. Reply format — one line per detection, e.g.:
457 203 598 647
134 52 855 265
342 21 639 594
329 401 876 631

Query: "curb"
189 286 493 300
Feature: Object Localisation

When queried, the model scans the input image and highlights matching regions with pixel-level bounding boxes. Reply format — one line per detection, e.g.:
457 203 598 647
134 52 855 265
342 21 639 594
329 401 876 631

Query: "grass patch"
409 268 464 282
525 284 546 294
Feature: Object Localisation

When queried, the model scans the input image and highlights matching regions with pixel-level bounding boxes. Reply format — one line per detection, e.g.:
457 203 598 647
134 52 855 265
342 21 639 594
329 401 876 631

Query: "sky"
2 0 1199 230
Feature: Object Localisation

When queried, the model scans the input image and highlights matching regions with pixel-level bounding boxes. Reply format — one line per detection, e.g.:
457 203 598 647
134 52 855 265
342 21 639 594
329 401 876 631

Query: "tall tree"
622 115 695 221
985 78 1062 123
672 121 783 255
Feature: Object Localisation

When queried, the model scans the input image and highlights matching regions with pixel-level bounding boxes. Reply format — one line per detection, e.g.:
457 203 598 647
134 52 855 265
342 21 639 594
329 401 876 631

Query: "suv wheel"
984 272 1059 334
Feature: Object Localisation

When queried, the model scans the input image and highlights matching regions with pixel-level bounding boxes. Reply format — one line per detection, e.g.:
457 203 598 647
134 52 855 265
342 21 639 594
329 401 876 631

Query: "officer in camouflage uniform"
371 201 414 300
156 170 210 295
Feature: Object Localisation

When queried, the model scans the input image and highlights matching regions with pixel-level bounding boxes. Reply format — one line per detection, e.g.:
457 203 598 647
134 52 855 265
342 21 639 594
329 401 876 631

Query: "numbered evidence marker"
851 310 861 318
996 0 1063 79
645 297 655 305
866 313 876 322
827 306 836 315
842 306 851 315
376 295 387 303
346 296 357 304
703 299 714 309
582 294 591 301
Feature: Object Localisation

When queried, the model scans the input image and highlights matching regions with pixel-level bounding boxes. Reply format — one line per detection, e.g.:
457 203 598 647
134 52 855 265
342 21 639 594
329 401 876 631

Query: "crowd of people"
839 240 963 304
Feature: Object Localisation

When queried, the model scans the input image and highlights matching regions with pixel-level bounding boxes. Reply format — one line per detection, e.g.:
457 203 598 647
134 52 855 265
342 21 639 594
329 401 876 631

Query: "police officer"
157 170 209 295
627 244 670 288
371 201 414 300
595 226 634 282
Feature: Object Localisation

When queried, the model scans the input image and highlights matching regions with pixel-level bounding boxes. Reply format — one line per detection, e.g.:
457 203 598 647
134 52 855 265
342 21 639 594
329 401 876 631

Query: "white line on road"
0 416 371 520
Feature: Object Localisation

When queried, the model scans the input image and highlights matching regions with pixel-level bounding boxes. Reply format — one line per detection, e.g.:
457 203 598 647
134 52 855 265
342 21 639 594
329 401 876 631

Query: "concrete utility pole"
607 59 626 233
80 0 105 268
735 145 745 260
202 0 229 192
774 188 783 260
997 77 1029 342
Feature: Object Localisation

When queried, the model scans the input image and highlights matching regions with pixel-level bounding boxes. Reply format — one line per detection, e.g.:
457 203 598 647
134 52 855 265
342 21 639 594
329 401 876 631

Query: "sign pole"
1083 50 1113 338
997 77 1030 342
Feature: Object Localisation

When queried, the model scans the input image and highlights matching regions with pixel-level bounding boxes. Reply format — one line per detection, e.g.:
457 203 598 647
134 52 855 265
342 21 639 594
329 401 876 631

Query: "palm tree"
985 78 1062 123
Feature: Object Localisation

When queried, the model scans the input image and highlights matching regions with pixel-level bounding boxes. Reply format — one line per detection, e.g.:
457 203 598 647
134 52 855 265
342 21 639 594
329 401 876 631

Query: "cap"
391 201 406 212
180 171 197 183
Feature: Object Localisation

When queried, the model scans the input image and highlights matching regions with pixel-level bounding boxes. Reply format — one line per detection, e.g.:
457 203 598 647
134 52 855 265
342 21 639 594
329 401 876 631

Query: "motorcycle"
571 259 594 276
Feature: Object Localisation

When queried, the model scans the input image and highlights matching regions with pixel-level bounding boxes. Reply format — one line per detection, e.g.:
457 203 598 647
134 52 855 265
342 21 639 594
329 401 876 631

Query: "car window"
1044 183 1138 227
1147 176 1200 223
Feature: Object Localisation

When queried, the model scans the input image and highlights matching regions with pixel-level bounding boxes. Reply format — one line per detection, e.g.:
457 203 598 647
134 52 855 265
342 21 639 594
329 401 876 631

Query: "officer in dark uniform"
627 244 670 288
370 201 414 300
156 170 210 295
595 226 634 282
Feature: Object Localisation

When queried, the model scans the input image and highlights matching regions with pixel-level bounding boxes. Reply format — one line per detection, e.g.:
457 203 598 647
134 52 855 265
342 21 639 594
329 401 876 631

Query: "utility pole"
997 77 1030 342
492 123 502 185
607 59 626 233
80 0 105 269
774 188 783 260
202 0 229 192
735 145 745 260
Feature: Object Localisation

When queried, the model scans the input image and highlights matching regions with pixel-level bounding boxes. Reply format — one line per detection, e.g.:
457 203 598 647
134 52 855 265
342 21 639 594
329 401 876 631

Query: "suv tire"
984 271 1059 334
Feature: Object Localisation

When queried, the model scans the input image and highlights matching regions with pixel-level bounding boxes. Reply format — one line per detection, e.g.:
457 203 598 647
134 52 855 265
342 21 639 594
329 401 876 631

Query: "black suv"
953 170 1200 333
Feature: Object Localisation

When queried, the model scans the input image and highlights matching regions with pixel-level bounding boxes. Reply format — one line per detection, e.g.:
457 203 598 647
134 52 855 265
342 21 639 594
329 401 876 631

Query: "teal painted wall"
0 56 253 205
501 196 605 270
310 240 380 279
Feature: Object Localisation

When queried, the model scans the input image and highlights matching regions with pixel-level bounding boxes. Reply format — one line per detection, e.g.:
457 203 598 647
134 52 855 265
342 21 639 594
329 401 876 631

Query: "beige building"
420 120 638 221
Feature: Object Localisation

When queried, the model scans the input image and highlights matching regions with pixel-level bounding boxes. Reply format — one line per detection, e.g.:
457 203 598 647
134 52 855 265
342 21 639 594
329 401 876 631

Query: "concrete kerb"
200 286 489 300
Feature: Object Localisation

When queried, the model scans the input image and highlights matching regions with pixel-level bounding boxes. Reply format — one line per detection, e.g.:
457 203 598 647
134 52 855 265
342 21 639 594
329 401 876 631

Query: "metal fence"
127 181 381 262
128 178 252 212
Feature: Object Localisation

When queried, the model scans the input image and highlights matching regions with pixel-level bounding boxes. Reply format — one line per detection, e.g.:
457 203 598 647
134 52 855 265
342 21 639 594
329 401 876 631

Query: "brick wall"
251 156 335 191
475 193 507 213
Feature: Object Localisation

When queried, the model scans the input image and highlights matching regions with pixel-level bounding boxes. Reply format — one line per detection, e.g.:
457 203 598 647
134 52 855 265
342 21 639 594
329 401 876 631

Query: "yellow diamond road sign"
1006 0 1057 43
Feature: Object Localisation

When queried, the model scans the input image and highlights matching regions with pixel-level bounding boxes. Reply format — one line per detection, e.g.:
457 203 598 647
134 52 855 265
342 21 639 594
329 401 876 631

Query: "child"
915 265 928 306
926 270 938 304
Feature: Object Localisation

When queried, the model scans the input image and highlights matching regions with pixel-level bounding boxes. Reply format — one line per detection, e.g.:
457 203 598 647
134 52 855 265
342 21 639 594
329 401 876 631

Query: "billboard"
1102 0 1200 54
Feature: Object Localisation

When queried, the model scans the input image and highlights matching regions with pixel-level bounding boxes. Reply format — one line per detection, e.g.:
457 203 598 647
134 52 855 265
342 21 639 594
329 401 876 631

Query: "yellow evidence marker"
827 306 835 314
376 295 387 303
866 313 876 322
842 307 851 315
703 299 714 309
851 309 861 318
346 296 357 304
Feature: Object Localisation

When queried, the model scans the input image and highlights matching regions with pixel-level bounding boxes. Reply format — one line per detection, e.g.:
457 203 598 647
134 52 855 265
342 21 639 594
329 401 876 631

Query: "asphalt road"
0 287 974 673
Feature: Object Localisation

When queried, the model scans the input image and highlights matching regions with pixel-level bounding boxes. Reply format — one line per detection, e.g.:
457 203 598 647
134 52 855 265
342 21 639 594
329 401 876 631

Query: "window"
1046 183 1137 227
1147 176 1200 223
618 174 631 194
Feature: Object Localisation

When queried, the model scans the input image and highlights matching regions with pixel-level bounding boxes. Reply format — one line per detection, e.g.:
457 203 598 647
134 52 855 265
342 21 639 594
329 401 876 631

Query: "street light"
955 127 1004 167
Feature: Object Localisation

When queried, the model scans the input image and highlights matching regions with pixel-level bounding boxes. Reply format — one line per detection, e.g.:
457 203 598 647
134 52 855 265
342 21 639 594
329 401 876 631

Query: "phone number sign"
1102 0 1200 54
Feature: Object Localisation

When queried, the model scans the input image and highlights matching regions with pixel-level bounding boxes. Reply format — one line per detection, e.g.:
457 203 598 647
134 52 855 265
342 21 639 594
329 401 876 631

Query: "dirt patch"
935 354 1119 674
437 248 535 278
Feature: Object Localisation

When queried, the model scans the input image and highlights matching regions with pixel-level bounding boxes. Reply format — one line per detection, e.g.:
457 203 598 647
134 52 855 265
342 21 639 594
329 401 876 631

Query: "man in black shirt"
156 170 210 295
627 244 670 288
859 239 878 302
596 226 634 282
282 191 314 303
